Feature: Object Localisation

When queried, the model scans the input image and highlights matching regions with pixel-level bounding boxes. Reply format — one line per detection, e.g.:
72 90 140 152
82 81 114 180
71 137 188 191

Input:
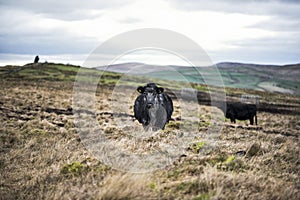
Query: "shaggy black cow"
225 102 257 125
134 83 173 131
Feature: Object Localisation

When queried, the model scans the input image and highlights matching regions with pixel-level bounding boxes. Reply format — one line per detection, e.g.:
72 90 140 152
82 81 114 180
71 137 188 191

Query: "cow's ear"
158 87 164 93
137 86 144 93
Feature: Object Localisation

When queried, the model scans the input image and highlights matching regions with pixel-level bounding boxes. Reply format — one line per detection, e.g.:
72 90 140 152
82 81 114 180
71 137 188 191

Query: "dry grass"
0 64 299 199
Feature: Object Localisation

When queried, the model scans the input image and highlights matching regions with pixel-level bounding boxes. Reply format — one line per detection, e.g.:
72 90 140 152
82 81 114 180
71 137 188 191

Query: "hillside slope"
96 62 300 95
0 63 299 199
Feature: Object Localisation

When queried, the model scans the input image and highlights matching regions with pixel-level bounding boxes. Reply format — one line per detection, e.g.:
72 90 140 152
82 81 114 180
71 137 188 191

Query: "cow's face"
137 83 164 109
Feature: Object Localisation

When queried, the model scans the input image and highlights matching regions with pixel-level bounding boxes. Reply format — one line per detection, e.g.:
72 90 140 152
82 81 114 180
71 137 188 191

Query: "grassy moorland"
0 63 299 199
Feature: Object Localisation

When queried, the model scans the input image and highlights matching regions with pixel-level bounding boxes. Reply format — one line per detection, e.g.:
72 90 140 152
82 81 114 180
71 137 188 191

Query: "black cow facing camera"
134 83 173 131
225 102 257 125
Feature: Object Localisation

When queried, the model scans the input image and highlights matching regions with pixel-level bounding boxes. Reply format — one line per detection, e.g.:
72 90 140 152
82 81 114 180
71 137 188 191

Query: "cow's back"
227 102 257 120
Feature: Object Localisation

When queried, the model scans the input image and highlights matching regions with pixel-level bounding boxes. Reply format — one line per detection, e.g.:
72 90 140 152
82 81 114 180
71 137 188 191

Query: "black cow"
134 83 173 131
225 102 257 125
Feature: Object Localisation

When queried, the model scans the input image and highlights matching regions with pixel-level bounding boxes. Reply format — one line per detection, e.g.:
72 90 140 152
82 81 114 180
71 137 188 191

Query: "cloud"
166 0 300 63
249 17 300 32
209 31 300 64
167 0 300 18
118 17 141 24
0 33 97 55
0 6 99 55
0 0 131 20
0 0 299 65
167 0 300 34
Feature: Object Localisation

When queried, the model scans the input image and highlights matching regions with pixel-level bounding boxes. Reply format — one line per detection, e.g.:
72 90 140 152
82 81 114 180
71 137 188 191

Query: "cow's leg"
250 117 254 125
255 114 257 125
231 118 236 123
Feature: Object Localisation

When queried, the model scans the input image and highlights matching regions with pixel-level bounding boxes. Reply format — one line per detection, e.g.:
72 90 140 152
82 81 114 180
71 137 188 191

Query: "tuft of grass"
223 155 235 164
203 153 248 172
103 126 124 135
211 154 249 172
192 193 210 200
190 141 206 154
246 143 261 157
149 182 156 190
207 153 227 166
61 161 89 176
169 179 218 199
199 121 211 127
99 173 152 199
166 121 181 129
0 159 6 169
29 128 47 135
175 181 208 195
94 162 111 173
167 168 185 180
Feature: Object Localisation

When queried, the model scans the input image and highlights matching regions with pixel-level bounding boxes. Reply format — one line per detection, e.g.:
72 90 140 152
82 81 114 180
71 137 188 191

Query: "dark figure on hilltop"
34 55 39 63
134 83 173 131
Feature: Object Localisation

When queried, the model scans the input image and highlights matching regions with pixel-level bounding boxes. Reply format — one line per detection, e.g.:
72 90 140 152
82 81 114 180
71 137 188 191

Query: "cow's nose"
147 103 153 109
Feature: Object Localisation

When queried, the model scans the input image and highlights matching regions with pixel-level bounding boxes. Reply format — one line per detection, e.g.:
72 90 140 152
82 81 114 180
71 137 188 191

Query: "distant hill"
96 62 300 95
1 61 298 95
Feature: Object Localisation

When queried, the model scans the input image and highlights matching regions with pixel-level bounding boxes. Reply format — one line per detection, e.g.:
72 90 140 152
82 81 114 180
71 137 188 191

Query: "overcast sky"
0 0 300 66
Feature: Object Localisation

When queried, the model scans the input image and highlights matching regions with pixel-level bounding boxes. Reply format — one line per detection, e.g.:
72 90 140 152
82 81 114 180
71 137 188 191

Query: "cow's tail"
255 113 257 125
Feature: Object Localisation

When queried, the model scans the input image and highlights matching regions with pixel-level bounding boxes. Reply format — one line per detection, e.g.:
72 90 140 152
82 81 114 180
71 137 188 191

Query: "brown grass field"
0 63 299 199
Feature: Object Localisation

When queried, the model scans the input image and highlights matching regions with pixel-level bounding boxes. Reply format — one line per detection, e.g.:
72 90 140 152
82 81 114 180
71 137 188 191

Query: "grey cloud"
0 3 100 55
118 17 141 24
0 31 98 55
231 33 300 53
210 46 300 64
1 0 299 65
167 0 300 19
0 0 132 21
168 0 300 64
279 0 300 3
212 33 300 64
247 16 300 32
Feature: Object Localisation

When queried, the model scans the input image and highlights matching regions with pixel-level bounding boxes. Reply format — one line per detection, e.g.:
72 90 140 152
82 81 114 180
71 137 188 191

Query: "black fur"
134 83 173 131
225 102 257 125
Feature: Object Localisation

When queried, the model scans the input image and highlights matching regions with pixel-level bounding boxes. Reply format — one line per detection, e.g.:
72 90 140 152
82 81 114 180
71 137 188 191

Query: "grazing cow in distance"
225 102 257 125
134 83 173 131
